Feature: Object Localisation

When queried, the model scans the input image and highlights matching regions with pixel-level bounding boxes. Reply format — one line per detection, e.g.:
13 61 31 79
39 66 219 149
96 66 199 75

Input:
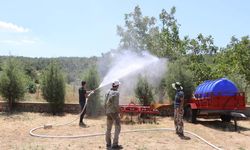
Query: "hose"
29 90 222 150
44 90 95 127
30 127 222 150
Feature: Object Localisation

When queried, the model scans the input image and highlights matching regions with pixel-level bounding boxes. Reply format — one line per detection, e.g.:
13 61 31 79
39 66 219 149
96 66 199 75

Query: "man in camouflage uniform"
105 80 123 149
172 82 185 138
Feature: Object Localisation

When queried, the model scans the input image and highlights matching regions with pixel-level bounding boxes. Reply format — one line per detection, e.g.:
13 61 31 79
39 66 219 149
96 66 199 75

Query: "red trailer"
185 78 246 123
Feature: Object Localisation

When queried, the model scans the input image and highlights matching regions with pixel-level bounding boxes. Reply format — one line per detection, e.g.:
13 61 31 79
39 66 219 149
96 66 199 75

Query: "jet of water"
98 50 160 89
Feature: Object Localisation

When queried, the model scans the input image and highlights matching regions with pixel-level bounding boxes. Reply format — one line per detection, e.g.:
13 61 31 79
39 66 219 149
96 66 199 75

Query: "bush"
134 75 154 106
83 65 101 116
27 81 37 93
41 61 65 114
0 58 26 112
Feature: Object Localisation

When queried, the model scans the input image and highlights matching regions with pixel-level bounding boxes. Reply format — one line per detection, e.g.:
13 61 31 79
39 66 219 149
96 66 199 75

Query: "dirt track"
0 112 249 150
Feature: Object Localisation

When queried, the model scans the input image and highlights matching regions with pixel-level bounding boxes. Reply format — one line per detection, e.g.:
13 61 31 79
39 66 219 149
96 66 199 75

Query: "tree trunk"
159 89 165 104
245 83 249 104
8 97 13 112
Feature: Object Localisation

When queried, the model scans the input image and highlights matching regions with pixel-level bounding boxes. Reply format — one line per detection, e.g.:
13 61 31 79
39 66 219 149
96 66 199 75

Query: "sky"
0 0 249 58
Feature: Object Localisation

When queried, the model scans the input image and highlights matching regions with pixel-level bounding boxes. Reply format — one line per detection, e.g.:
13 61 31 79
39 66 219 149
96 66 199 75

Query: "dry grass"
0 112 250 150
22 84 79 104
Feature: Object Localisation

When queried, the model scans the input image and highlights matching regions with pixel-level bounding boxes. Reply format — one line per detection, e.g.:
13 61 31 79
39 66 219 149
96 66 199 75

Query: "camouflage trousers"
106 113 121 146
174 108 184 135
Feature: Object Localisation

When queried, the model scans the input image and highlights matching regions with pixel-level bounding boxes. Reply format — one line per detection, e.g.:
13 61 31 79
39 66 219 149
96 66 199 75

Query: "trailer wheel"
158 108 168 116
220 115 231 122
185 106 197 123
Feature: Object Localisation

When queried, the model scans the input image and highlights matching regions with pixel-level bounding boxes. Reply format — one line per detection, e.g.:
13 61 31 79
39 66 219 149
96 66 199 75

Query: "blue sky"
0 0 249 57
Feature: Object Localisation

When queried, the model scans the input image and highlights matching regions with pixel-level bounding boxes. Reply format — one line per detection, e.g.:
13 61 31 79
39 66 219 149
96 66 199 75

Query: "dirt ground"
0 112 250 150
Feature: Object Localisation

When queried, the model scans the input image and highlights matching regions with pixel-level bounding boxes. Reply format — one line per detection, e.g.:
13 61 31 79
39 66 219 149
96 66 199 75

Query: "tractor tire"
220 115 232 122
185 106 197 123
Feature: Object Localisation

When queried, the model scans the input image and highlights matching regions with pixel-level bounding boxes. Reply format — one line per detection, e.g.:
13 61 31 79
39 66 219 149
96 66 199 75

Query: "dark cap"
81 81 86 86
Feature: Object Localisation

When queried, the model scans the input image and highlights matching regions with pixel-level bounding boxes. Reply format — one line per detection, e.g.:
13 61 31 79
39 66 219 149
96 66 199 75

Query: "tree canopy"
117 6 250 102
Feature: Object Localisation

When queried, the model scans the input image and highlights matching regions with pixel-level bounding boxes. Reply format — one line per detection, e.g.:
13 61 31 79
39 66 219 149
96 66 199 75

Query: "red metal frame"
188 92 246 110
120 103 160 115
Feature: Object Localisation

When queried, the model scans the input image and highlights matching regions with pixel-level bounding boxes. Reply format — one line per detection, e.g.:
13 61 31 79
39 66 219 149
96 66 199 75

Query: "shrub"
0 58 26 112
135 75 154 106
41 61 65 114
83 65 101 116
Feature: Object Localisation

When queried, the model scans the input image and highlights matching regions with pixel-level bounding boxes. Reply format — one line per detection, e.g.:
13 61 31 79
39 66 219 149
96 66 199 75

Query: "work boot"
111 145 123 149
106 144 111 148
178 133 190 140
79 122 87 127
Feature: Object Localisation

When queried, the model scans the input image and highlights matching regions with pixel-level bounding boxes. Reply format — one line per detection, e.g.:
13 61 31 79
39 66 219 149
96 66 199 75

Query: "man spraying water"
79 81 93 127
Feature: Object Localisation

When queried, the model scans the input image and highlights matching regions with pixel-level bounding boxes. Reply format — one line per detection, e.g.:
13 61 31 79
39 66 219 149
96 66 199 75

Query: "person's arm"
85 90 94 98
114 92 120 113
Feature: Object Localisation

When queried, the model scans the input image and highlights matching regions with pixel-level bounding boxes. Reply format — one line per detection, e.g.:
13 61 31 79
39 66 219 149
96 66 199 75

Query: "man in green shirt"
79 81 92 127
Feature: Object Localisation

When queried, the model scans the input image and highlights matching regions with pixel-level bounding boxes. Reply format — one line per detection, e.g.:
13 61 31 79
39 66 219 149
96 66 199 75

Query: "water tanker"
185 78 246 123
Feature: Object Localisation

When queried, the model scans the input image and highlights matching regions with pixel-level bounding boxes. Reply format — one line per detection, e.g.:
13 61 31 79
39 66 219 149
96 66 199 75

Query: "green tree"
153 7 183 59
214 36 250 91
41 61 65 114
117 6 187 60
83 65 101 116
0 58 26 112
165 60 195 102
117 5 158 52
187 34 218 85
188 34 218 55
27 80 37 93
233 36 250 91
134 75 154 106
0 60 3 71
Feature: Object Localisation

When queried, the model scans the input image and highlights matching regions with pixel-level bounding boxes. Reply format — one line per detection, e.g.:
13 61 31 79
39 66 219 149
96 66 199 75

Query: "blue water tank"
194 78 239 98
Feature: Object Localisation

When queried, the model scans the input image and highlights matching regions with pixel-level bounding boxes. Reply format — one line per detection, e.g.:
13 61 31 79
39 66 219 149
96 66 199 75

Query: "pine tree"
83 65 101 116
41 61 65 114
135 75 154 106
0 58 26 112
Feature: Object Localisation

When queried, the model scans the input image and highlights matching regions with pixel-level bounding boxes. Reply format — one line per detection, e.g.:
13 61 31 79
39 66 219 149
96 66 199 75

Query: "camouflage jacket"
105 89 120 114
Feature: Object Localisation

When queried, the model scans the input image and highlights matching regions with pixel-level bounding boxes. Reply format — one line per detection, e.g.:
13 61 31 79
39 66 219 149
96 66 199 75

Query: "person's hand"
88 90 94 96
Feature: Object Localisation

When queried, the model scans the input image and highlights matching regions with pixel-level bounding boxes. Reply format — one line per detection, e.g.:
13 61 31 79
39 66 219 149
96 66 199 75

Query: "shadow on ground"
196 119 250 132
